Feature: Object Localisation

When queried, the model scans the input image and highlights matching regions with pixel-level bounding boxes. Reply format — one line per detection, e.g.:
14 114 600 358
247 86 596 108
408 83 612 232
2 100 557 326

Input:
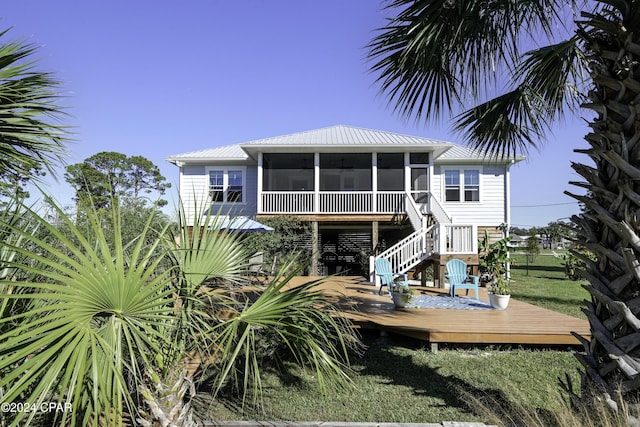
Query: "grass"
196 333 583 423
508 250 590 319
194 251 592 423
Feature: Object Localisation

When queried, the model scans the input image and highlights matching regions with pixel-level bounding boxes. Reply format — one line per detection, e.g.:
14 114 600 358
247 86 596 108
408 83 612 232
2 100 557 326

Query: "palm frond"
453 87 545 157
516 37 588 116
368 0 571 120
0 28 69 178
0 194 175 426
369 0 583 154
210 260 358 408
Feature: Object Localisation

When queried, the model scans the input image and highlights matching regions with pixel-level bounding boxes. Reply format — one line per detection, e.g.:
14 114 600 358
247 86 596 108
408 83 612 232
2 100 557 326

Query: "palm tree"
137 202 358 425
0 194 359 426
369 0 640 399
0 28 68 191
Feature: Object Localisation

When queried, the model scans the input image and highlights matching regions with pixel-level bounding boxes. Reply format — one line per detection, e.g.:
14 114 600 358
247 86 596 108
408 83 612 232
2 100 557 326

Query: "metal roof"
438 144 526 163
166 125 524 165
166 143 248 166
240 125 452 147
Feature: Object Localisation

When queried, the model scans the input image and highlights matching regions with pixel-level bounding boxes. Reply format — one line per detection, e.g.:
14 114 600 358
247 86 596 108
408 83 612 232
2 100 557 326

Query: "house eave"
166 156 255 167
241 143 453 157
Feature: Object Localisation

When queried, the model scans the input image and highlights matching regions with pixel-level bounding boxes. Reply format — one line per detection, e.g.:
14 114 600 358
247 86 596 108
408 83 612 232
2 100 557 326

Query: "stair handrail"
405 192 426 231
428 192 452 224
371 225 435 283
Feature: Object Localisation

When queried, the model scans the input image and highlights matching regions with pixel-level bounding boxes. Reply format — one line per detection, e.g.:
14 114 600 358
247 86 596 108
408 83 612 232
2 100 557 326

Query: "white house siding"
433 164 507 226
179 164 258 224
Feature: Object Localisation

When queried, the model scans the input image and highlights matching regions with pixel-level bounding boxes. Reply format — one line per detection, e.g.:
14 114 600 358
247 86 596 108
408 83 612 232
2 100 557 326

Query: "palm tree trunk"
138 365 197 427
565 2 640 395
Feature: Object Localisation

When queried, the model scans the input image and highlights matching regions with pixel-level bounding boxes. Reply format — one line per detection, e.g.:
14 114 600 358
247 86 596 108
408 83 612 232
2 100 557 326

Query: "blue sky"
4 1 588 227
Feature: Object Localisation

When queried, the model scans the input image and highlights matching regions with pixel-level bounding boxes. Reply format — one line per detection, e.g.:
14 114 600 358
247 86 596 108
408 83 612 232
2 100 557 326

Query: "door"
410 167 429 209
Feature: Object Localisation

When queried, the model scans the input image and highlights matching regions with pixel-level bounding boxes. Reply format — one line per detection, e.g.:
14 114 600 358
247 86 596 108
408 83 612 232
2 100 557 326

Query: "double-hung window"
464 170 479 202
227 170 243 202
209 170 224 202
208 168 244 203
444 170 460 202
444 169 480 202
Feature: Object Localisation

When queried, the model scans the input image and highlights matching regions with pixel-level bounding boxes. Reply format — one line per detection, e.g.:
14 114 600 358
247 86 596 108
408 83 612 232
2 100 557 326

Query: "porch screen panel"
411 168 429 203
319 153 371 191
262 153 314 191
377 153 403 191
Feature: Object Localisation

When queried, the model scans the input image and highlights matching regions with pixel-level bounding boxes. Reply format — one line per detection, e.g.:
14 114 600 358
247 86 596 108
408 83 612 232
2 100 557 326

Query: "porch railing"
261 191 314 214
434 223 477 254
260 191 405 214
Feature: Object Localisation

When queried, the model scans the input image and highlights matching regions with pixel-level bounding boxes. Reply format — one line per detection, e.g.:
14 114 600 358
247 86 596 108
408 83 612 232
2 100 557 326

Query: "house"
508 234 529 248
166 125 524 286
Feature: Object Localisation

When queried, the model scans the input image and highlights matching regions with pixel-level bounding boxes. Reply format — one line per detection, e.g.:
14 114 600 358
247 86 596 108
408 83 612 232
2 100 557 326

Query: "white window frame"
463 169 480 202
206 166 246 204
441 167 482 203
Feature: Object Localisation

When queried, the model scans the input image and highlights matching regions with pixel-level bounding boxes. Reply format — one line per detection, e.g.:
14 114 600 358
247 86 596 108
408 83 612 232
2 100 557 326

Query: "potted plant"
478 231 511 286
488 273 511 310
478 232 512 309
390 284 414 308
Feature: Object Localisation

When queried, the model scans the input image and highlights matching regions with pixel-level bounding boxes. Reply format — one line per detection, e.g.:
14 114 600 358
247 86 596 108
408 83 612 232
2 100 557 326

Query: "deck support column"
371 221 379 285
311 220 319 275
372 221 379 253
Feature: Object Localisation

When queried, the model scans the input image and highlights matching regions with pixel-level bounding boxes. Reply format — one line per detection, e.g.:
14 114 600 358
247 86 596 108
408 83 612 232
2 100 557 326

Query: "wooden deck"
285 276 591 350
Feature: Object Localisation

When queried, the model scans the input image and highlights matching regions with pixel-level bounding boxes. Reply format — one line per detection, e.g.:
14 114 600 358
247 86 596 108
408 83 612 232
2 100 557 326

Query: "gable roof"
166 143 248 166
166 125 525 166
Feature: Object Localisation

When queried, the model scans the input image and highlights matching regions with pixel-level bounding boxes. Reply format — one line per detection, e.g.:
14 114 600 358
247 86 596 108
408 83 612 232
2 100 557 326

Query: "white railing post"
472 224 478 254
314 152 320 214
439 223 447 254
369 255 378 286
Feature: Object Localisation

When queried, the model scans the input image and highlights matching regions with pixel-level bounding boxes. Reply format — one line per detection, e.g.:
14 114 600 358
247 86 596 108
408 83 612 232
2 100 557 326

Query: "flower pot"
391 292 411 308
489 293 510 310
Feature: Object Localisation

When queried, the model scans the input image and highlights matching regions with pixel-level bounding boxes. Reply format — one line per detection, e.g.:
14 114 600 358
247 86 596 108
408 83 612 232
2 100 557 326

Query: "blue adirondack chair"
445 259 479 299
374 257 409 296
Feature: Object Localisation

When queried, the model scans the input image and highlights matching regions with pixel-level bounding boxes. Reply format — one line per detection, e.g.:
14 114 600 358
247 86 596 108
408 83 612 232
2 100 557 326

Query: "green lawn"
508 250 589 319
196 334 582 424
195 252 591 423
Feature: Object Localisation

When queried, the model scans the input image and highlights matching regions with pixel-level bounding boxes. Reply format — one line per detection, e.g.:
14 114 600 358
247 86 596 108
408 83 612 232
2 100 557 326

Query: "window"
410 152 430 164
227 170 243 202
208 168 245 203
209 170 224 202
464 170 479 202
444 169 480 202
445 170 460 201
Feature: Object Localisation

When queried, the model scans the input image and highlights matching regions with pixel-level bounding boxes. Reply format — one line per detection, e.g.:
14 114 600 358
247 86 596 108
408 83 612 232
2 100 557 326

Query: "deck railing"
435 223 477 254
372 223 477 283
260 190 405 214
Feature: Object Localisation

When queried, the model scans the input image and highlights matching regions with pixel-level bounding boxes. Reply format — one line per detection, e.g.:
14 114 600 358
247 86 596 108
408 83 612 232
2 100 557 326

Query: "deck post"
311 221 319 275
369 255 376 286
430 342 439 353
